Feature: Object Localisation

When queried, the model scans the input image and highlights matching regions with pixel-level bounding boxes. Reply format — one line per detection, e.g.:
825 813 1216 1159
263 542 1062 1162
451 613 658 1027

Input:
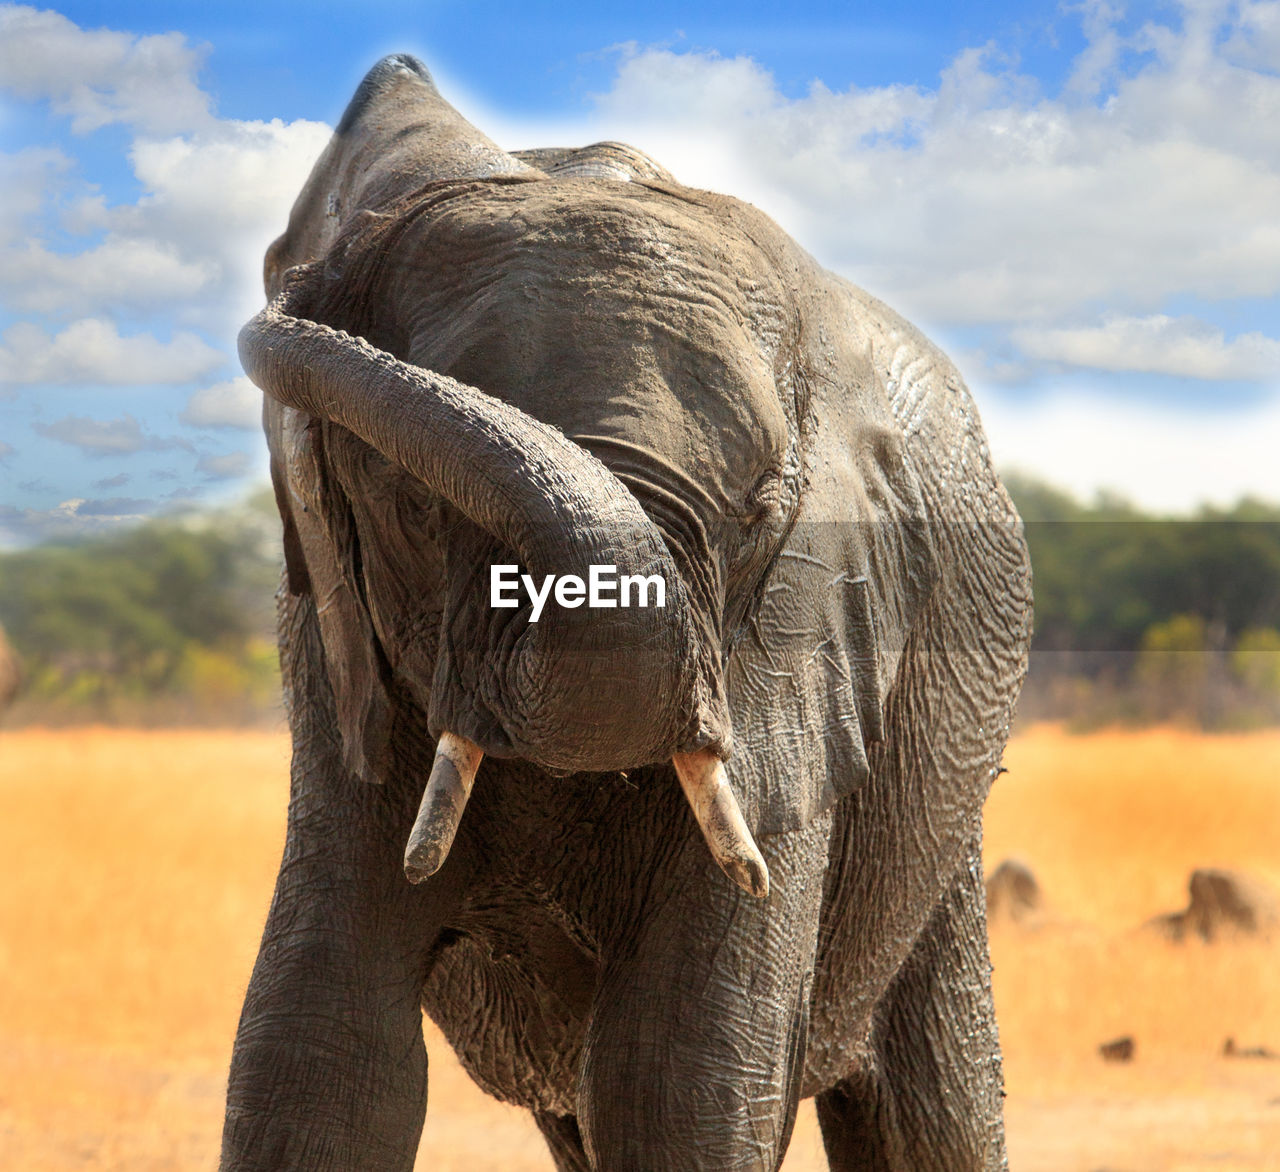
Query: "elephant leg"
535 1112 592 1172
815 841 1006 1172
221 598 467 1170
577 815 829 1172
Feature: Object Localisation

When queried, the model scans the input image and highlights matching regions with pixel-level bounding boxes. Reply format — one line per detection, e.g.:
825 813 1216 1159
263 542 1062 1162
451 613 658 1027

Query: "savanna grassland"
1 726 1278 1170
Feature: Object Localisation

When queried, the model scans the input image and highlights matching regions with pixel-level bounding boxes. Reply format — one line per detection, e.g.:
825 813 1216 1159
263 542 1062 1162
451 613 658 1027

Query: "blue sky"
1 0 1277 544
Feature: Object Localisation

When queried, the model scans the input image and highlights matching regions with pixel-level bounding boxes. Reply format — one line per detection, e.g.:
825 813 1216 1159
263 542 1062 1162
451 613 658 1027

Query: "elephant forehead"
393 182 794 492
399 180 792 356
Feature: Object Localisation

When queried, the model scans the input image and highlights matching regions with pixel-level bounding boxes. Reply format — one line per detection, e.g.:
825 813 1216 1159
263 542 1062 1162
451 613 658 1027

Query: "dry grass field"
1 724 1278 1170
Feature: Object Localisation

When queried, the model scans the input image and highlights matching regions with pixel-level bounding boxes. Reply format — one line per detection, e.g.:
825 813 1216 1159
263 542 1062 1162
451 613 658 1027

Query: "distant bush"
1231 628 1280 697
1131 614 1207 722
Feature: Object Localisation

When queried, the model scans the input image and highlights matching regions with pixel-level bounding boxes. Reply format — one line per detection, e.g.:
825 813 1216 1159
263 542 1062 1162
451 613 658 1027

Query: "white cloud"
573 8 1280 330
983 388 1280 513
69 494 155 517
92 471 130 489
33 412 188 455
1013 316 1280 380
181 377 261 429
1064 0 1127 98
0 119 331 332
196 450 251 479
0 146 72 245
2 238 215 316
121 117 334 329
0 318 224 387
128 119 331 240
0 4 212 134
1225 0 1280 68
0 496 157 545
0 6 332 360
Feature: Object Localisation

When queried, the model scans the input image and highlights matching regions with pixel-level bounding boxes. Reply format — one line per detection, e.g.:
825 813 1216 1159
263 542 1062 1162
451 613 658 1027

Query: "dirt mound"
986 858 1043 924
1099 1035 1135 1062
1149 868 1279 942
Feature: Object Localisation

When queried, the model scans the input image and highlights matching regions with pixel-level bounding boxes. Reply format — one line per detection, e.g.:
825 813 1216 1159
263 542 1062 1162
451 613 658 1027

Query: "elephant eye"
742 469 783 524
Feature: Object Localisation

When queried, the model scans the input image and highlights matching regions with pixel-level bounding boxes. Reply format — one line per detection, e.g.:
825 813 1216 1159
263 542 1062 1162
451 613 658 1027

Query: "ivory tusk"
671 751 770 899
404 732 484 884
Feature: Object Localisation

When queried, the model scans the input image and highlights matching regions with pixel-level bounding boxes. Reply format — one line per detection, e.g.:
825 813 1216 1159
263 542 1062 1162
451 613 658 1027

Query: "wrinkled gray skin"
222 55 1032 1172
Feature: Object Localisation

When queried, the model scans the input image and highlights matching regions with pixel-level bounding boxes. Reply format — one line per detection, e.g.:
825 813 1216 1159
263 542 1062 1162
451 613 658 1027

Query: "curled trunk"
241 271 719 772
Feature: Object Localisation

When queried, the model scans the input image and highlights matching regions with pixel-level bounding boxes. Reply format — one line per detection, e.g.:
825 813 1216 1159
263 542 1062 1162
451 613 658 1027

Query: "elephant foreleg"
577 814 829 1171
815 839 1006 1172
220 598 466 1170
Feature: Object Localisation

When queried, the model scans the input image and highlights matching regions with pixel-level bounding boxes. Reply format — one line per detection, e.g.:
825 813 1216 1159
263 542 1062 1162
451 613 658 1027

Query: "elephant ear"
260 56 536 782
268 397 395 783
726 345 937 835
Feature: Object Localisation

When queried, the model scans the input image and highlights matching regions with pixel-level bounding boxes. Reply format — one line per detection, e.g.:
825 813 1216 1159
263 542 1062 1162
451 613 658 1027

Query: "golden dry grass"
984 727 1280 1170
1 724 1277 1170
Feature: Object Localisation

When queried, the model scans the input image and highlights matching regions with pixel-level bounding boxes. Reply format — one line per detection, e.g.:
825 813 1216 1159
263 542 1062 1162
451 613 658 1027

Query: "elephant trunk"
239 271 714 773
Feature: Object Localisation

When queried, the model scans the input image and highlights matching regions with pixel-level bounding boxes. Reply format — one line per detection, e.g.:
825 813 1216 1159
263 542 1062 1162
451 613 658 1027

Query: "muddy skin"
222 53 1032 1171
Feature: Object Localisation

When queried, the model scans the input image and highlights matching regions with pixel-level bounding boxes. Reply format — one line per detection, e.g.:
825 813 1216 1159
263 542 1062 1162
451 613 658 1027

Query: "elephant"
222 53 1032 1171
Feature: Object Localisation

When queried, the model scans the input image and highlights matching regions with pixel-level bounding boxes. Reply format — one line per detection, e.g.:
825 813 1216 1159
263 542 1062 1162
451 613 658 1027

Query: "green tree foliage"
1232 627 1280 697
1003 473 1280 654
0 491 281 723
1134 614 1211 722
1003 474 1280 727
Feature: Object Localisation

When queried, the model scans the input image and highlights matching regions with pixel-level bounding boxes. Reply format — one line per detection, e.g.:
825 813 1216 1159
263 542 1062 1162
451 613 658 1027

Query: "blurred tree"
1232 628 1280 697
1134 614 1211 723
0 491 282 723
1003 476 1280 656
0 623 20 709
1003 475 1280 728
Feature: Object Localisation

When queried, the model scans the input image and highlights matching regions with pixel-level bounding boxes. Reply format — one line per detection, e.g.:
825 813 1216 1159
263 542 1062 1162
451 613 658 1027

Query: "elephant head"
242 55 977 899
225 54 1033 1171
